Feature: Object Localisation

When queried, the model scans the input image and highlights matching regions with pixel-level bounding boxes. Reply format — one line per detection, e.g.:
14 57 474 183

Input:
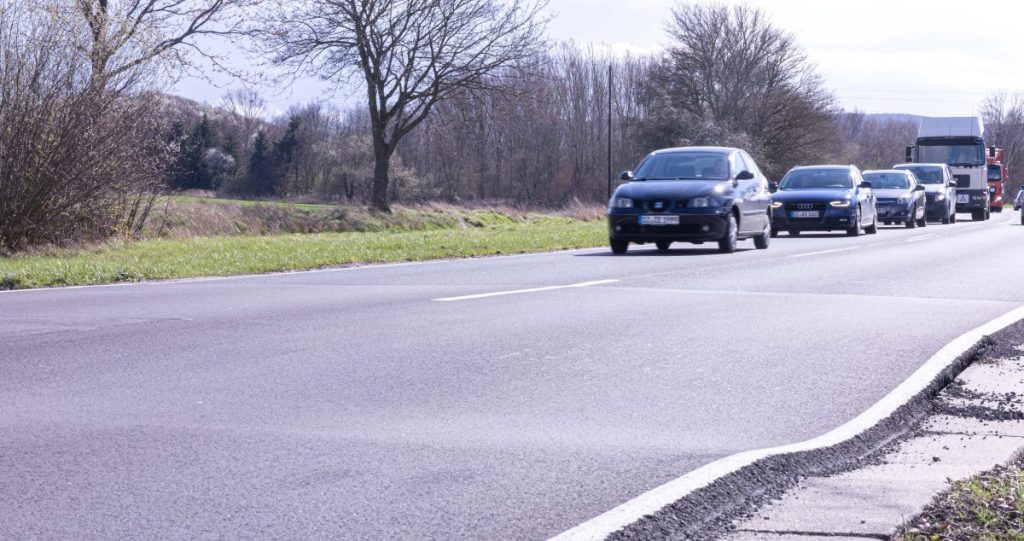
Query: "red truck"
987 147 1007 212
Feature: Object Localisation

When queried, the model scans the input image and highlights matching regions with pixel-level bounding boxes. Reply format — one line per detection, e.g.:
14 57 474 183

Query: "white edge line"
433 280 618 302
906 234 937 242
0 247 608 295
551 302 1024 541
789 247 856 259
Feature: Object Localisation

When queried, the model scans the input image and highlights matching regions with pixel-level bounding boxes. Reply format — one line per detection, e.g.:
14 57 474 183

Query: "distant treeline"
2 0 1021 252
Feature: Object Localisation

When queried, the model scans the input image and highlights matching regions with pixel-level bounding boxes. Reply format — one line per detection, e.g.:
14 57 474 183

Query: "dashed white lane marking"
789 247 857 259
907 234 937 242
433 280 619 302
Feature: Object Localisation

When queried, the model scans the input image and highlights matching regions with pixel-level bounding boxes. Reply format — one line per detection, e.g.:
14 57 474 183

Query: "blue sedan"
770 165 878 237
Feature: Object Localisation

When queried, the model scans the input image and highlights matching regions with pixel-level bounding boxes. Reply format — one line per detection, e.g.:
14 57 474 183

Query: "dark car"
607 147 773 254
863 170 927 228
770 165 878 236
893 163 957 224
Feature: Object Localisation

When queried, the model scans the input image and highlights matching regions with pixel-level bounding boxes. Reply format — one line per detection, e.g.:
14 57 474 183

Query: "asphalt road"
3 212 1024 540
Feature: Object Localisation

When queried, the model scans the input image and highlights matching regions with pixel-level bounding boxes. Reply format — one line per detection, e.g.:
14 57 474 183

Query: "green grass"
897 463 1024 540
0 220 607 290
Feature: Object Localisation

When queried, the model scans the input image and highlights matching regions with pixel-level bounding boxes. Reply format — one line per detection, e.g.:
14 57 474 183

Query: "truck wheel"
656 241 671 252
610 238 628 254
950 211 957 223
1021 212 1024 226
941 213 950 224
985 209 991 220
972 210 984 221
995 206 1003 213
788 230 800 236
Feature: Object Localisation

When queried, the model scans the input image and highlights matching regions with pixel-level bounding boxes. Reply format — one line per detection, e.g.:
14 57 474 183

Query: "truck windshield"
988 164 1002 181
916 142 985 166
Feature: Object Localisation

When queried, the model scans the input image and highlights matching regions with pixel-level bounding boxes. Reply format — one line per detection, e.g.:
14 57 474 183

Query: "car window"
634 152 731 181
864 173 910 189
779 169 854 190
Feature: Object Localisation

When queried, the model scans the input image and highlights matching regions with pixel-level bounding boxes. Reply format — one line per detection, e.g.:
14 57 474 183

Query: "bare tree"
74 0 252 90
657 2 837 177
981 93 1024 199
258 0 549 211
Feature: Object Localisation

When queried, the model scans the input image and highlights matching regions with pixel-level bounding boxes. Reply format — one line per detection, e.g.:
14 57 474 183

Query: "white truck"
905 117 991 221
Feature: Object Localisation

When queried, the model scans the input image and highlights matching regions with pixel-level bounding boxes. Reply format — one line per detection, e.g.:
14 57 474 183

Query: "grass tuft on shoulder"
0 220 606 290
894 461 1024 541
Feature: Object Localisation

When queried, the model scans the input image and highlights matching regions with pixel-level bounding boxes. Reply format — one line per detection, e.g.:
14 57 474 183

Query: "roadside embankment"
0 197 606 290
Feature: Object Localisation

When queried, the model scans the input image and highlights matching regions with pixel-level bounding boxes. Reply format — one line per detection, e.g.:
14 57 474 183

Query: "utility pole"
607 63 613 201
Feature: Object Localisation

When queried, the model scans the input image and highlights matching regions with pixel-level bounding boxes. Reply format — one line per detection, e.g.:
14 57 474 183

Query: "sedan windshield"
899 166 943 184
633 152 730 181
863 173 910 189
780 169 853 190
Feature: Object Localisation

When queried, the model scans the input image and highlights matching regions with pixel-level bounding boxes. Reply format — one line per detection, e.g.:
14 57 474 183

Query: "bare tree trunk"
371 136 392 212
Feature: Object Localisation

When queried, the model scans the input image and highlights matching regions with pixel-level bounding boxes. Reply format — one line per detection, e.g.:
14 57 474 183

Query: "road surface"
2 213 1023 539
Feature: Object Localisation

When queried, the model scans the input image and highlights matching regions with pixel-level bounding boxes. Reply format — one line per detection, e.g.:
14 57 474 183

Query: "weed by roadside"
894 460 1024 541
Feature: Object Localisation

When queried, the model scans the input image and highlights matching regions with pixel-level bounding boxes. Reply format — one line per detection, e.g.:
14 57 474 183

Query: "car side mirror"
913 185 926 191
620 170 634 181
859 181 873 189
948 181 958 188
735 170 755 181
768 181 779 193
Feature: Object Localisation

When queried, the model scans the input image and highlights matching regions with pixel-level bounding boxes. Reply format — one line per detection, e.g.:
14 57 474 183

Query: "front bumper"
876 203 912 221
608 209 730 242
924 198 950 219
955 190 989 211
771 204 857 231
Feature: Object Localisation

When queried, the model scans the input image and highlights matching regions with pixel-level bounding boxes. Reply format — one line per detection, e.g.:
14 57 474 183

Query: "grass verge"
0 219 606 290
895 460 1024 541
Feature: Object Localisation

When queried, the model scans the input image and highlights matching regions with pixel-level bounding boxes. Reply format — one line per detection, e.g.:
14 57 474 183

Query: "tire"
986 209 991 220
950 211 957 224
866 214 878 234
718 213 738 253
847 208 862 236
610 238 628 254
884 221 892 226
994 206 1003 213
753 221 771 249
770 229 779 238
905 209 917 228
973 210 984 221
916 213 927 228
941 212 950 224
789 229 800 236
655 241 671 252
1021 212 1024 226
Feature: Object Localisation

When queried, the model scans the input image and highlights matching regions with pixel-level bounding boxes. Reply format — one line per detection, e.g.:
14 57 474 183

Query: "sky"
174 0 1024 117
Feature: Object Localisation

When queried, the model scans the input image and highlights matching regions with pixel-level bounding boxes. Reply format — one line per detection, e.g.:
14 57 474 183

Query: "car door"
853 168 874 224
944 166 956 213
741 151 772 231
909 174 925 219
732 151 764 233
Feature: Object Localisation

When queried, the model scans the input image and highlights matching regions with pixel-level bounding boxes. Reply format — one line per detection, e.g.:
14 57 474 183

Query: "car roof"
894 163 947 168
788 165 854 171
649 146 738 155
863 169 912 175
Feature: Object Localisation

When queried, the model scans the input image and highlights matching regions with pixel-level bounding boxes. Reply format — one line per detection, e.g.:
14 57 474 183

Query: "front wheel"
753 221 771 249
905 207 917 229
655 241 671 252
950 210 957 223
610 238 628 255
847 208 863 236
718 214 738 253
866 213 878 234
916 213 927 228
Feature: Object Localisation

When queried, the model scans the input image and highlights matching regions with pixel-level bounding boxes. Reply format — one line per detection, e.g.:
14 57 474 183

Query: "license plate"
639 215 680 226
957 194 970 203
790 210 820 218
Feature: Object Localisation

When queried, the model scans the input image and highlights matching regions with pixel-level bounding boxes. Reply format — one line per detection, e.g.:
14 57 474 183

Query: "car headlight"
610 197 633 209
990 187 997 193
829 200 851 208
770 201 783 209
934 193 945 201
897 195 909 204
689 196 715 208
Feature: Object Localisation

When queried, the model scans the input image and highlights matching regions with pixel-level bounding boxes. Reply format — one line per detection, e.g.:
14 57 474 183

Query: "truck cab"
905 117 991 221
987 147 1007 213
